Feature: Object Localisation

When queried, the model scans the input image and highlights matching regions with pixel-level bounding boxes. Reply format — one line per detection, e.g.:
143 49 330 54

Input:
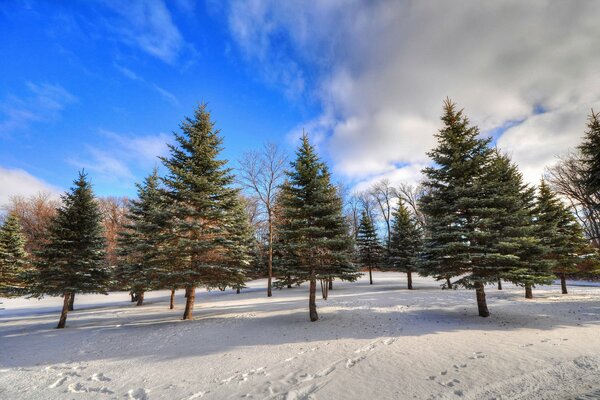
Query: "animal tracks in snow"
426 352 489 397
45 364 117 396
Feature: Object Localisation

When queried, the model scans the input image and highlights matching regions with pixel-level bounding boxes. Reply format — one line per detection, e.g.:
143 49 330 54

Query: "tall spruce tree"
578 110 600 196
35 172 109 328
420 99 497 317
388 202 422 290
116 169 170 306
160 104 252 320
0 213 29 297
535 180 590 294
356 209 382 285
276 135 359 321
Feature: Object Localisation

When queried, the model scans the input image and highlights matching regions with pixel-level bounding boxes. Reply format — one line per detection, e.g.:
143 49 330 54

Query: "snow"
1 272 600 399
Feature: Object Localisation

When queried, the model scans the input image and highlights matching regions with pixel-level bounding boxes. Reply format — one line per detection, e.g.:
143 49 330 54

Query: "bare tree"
238 143 288 297
546 152 600 247
97 196 129 267
395 182 426 228
370 179 397 250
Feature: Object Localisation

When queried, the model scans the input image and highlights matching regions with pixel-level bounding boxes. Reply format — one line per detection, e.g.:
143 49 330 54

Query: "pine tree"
275 135 359 321
356 209 382 285
388 202 422 289
0 213 29 297
578 110 600 196
420 99 497 317
535 180 590 294
35 172 109 328
160 104 252 320
116 169 170 306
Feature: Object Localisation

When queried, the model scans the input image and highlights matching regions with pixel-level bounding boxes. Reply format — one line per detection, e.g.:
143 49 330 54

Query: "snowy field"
1 272 600 400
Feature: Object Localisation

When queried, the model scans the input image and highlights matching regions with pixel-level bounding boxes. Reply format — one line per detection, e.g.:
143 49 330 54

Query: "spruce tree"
0 213 29 297
535 180 590 294
356 209 382 285
35 172 109 328
160 104 252 320
578 110 600 196
419 99 496 317
276 135 359 321
388 202 422 289
116 169 170 306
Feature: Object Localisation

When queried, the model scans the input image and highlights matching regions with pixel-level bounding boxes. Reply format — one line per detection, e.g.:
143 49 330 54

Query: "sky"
1 0 600 205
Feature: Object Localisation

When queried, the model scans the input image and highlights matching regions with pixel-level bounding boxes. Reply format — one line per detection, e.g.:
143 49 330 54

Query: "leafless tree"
370 179 397 250
238 142 288 297
97 196 129 267
394 182 427 228
546 152 600 247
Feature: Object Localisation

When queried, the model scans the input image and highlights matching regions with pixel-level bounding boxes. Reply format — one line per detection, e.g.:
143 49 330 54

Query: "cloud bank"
226 0 600 187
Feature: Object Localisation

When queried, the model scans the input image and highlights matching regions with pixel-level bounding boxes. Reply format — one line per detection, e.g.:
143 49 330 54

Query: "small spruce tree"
0 213 29 297
35 172 109 328
578 110 600 196
388 203 422 289
356 210 383 285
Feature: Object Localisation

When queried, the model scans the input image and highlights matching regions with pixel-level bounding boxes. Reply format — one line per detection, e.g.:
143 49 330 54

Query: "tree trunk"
267 215 273 297
560 273 568 294
369 266 373 285
407 271 413 290
475 282 489 317
130 292 136 302
136 291 144 306
287 275 292 289
309 278 318 321
320 279 329 300
525 284 533 299
57 292 71 329
328 279 333 290
68 292 75 311
169 289 175 309
236 287 241 294
446 277 452 289
497 279 502 290
183 287 196 320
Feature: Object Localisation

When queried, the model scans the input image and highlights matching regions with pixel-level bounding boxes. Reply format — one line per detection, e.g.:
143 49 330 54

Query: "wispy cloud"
102 0 186 64
0 82 77 135
68 130 171 186
0 166 61 206
114 63 179 106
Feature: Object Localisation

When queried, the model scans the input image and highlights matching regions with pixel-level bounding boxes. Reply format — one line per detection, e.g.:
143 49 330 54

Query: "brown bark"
560 273 568 294
130 292 136 302
183 287 196 320
169 289 175 310
475 282 489 317
68 292 75 311
525 284 533 299
57 292 71 329
446 277 452 289
407 271 413 290
497 279 502 290
320 279 329 300
328 279 333 290
369 266 373 285
237 287 241 294
309 278 318 321
136 291 144 306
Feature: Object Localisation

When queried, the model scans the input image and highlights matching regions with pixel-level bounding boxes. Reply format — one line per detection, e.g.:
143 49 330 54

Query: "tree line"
1 100 599 328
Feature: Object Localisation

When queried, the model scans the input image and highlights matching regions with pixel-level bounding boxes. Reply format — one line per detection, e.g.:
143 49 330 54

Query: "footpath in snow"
1 272 600 400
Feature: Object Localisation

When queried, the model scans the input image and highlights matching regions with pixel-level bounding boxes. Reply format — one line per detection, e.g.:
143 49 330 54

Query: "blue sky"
2 1 600 204
0 1 319 200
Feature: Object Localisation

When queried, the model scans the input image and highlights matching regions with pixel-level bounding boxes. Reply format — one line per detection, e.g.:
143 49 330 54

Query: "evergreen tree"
116 169 170 306
578 110 600 196
35 172 109 328
160 104 252 320
535 180 590 294
276 135 359 321
356 209 382 285
0 213 29 297
419 99 497 317
388 202 422 289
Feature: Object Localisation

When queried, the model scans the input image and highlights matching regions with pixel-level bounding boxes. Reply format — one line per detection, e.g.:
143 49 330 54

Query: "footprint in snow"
48 376 67 388
128 388 149 400
90 372 111 382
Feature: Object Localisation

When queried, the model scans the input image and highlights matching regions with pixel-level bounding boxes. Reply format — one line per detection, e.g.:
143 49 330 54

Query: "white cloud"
114 63 179 105
103 0 185 64
0 82 76 135
0 167 61 207
226 0 600 185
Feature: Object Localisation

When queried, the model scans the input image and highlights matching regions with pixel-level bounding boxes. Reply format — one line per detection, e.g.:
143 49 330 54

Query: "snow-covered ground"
1 272 599 400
